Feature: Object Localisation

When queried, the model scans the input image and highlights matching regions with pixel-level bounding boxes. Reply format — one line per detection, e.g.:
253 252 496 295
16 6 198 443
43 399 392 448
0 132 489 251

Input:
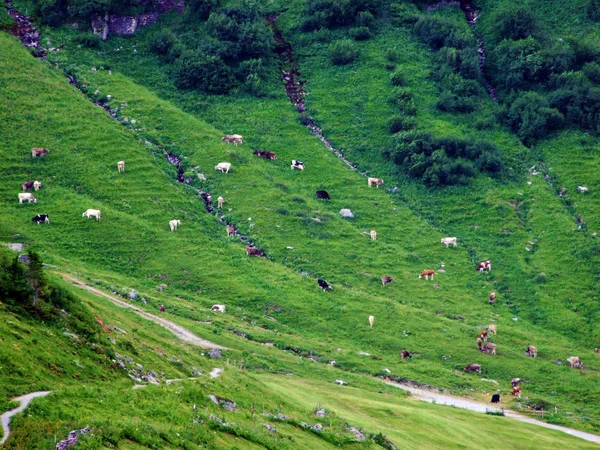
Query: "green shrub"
356 11 375 28
174 52 234 93
349 26 371 40
385 48 400 63
436 92 477 113
390 87 416 115
304 0 380 30
187 0 220 21
0 7 14 29
489 5 538 42
73 32 102 48
388 115 415 133
328 39 359 65
588 0 600 21
389 3 419 24
507 91 564 144
390 71 406 86
148 28 177 56
583 62 600 84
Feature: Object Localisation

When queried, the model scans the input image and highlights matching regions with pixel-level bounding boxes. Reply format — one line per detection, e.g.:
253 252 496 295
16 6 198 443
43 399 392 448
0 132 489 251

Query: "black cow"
32 214 49 224
317 279 332 291
316 190 330 200
491 394 500 403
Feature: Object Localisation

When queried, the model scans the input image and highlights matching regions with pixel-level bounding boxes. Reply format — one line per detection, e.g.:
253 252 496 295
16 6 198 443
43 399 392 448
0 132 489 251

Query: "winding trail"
1 391 51 445
61 274 226 349
387 381 600 445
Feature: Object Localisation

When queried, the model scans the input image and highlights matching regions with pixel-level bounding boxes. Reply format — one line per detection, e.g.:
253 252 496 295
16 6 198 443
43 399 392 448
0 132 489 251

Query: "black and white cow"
32 214 50 224
318 278 332 291
291 160 304 171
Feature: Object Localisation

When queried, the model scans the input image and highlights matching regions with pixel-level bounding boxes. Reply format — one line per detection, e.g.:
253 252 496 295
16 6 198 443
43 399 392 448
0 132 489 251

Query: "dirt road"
1 391 51 445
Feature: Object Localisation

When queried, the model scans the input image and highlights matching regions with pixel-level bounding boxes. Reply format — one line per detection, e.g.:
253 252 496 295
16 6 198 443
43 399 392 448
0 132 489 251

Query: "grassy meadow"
1 0 600 447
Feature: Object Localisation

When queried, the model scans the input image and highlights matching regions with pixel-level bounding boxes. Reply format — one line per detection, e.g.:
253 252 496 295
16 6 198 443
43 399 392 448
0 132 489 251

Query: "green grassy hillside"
1 0 600 447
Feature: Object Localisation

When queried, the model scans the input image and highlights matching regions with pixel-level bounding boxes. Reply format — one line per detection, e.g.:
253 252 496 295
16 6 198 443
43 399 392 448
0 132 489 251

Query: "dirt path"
387 381 600 445
61 274 226 350
1 391 51 445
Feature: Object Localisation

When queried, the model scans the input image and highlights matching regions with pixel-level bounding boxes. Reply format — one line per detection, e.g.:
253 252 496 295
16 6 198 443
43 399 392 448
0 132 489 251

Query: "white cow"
368 177 384 188
217 196 224 209
215 162 232 174
577 186 589 193
18 193 37 204
211 304 226 313
370 230 377 241
82 209 102 220
441 237 457 247
117 161 125 173
369 315 375 327
33 181 42 191
169 219 181 231
291 160 304 171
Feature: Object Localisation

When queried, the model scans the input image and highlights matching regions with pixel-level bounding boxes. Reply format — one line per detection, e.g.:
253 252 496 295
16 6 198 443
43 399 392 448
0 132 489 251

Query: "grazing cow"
117 161 125 172
491 394 500 403
477 260 491 272
370 230 377 241
464 364 481 374
32 214 49 224
567 356 583 369
525 345 537 358
595 348 600 354
33 181 42 191
419 270 436 280
253 150 277 160
488 324 497 335
511 386 522 398
367 177 384 188
400 349 412 360
489 292 496 304
381 276 393 286
226 224 237 237
32 147 49 157
215 162 232 173
291 160 304 171
18 193 37 204
169 219 181 231
480 330 489 342
317 278 333 291
211 304 226 312
159 305 166 312
246 246 266 257
222 134 243 145
82 209 102 220
316 190 330 200
477 338 496 355
22 181 34 191
511 378 520 388
441 237 457 248
577 186 589 193
217 196 224 209
368 315 375 327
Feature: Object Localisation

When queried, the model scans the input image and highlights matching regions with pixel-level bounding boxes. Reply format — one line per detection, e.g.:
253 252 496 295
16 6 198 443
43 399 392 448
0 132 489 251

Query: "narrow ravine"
427 0 498 100
266 15 369 177
0 391 51 445
4 0 45 58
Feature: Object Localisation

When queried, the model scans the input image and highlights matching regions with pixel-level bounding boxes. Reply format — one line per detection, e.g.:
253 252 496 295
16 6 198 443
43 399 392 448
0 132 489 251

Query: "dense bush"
489 37 544 90
0 251 99 337
388 115 415 133
390 87 416 115
187 0 220 21
583 62 600 84
383 132 503 186
488 5 538 42
506 91 563 143
303 0 380 30
328 39 359 65
174 51 233 93
356 11 375 29
148 28 177 55
390 71 406 86
0 7 14 29
73 32 102 48
349 26 371 40
588 0 600 21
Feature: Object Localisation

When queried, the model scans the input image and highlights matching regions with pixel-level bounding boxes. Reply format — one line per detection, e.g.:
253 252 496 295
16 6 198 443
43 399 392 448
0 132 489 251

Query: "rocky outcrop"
90 0 184 41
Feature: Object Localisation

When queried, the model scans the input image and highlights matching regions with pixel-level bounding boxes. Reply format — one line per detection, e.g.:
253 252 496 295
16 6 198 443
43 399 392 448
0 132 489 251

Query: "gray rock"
349 426 365 441
314 408 326 417
128 290 138 299
209 348 222 359
339 208 354 219
312 423 323 432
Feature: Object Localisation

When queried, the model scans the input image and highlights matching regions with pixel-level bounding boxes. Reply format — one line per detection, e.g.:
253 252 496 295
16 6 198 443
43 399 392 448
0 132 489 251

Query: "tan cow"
226 224 237 237
419 270 436 280
488 324 497 335
368 177 384 188
368 315 375 327
525 346 537 358
222 135 243 145
217 196 224 209
370 230 377 241
32 147 49 157
567 356 583 368
381 276 393 286
117 161 125 172
464 364 481 374
169 219 181 231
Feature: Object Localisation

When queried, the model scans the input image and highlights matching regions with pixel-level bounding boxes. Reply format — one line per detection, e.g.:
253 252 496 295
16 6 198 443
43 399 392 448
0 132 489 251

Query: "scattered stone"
55 427 91 450
339 209 354 219
314 408 326 417
349 426 365 441
312 423 323 432
263 423 278 433
209 348 222 359
210 368 223 378
128 289 138 299
7 243 23 251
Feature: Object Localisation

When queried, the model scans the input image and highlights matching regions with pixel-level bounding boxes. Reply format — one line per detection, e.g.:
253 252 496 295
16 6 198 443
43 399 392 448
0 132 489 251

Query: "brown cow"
246 246 266 257
400 349 412 360
381 276 393 286
477 261 491 272
511 385 522 398
477 338 496 355
32 147 49 157
489 292 496 304
222 135 243 145
480 330 488 342
464 364 481 374
419 270 436 280
253 150 277 160
368 177 384 188
525 345 537 358
595 348 600 354
226 224 237 237
567 356 583 369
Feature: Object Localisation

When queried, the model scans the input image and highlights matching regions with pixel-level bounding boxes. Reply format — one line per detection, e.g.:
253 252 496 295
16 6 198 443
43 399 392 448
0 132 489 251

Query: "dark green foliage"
147 28 177 56
390 87 416 115
383 132 502 186
385 48 400 63
356 11 375 29
506 91 563 144
548 84 600 133
328 39 359 65
303 0 380 30
588 0 600 21
349 26 371 41
388 115 415 133
390 71 406 86
174 52 233 93
413 16 473 51
583 62 600 84
0 7 14 29
488 5 538 42
72 31 101 48
186 0 220 21
238 58 267 95
0 251 98 337
489 37 544 90
436 91 476 113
